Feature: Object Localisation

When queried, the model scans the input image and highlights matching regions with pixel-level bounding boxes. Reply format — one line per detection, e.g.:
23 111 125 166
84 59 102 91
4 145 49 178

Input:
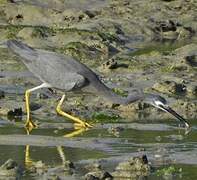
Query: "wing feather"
23 49 87 91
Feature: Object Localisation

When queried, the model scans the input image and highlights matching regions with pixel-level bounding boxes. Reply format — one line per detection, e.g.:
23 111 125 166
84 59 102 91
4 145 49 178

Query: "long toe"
25 125 33 135
85 122 93 128
25 120 38 129
25 121 38 134
74 122 93 129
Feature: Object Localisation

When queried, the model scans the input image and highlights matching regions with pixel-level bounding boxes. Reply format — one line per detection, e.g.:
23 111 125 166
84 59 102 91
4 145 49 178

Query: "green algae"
91 112 120 123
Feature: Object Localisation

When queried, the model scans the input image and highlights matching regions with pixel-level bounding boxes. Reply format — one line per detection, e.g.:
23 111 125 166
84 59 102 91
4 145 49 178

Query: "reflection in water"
0 120 196 179
25 145 32 168
25 128 89 169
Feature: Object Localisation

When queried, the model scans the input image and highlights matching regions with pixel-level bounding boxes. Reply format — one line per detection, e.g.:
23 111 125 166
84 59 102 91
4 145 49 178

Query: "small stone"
29 102 42 111
0 159 23 177
7 108 23 118
153 81 186 95
155 136 162 142
63 160 75 170
186 84 197 97
85 163 113 180
85 163 101 172
1 159 18 170
85 171 113 180
101 58 118 70
166 135 183 141
36 92 49 99
185 54 197 67
53 130 59 134
107 126 124 137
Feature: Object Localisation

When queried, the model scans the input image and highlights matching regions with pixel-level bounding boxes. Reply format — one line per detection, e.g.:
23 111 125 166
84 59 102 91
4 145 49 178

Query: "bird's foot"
74 122 93 129
64 128 88 138
25 120 38 134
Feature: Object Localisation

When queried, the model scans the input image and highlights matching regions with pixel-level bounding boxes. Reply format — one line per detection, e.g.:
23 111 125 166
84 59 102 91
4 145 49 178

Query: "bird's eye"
154 100 164 106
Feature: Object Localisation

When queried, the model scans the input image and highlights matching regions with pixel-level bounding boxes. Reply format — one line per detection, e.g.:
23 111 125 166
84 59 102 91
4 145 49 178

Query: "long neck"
91 79 144 105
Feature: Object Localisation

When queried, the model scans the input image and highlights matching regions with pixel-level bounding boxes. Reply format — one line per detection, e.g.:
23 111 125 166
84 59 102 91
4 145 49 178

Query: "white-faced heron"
0 40 189 131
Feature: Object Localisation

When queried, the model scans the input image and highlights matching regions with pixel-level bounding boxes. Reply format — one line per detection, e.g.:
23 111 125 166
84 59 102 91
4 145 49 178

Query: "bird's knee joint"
56 106 62 113
25 90 31 96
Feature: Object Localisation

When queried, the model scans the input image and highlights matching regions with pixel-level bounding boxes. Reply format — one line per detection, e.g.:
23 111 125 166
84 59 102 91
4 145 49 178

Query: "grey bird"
0 40 189 132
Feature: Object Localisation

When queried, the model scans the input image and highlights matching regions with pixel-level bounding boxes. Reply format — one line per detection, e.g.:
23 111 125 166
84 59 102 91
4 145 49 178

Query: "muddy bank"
0 155 150 179
0 150 194 179
0 1 196 123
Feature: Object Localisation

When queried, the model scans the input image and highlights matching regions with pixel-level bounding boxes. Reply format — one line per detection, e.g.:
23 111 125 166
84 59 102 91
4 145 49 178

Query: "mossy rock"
153 81 186 95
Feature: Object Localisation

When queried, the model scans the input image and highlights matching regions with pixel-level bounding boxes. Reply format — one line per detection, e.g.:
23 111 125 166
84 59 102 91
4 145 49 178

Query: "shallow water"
0 87 196 179
0 115 196 179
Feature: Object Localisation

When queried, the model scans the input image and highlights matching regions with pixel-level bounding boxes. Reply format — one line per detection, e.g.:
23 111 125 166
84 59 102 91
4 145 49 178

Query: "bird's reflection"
24 127 89 168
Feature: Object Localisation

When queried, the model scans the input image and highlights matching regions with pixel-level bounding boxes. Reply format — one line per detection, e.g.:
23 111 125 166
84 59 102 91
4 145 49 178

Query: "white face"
146 95 189 128
154 100 165 106
152 100 168 112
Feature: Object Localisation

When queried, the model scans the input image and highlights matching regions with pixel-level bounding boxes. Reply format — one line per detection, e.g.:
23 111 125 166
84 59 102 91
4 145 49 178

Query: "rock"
118 101 150 113
185 54 197 67
29 102 42 111
63 160 75 170
153 81 186 95
0 159 23 178
176 26 192 39
100 58 128 72
85 171 113 180
150 19 193 40
36 92 49 99
166 134 184 141
107 126 124 137
62 9 89 22
112 155 151 179
186 84 197 97
29 160 47 175
7 107 23 120
171 44 197 71
101 59 118 70
84 163 113 180
84 10 100 19
173 100 197 115
29 160 75 179
175 44 197 57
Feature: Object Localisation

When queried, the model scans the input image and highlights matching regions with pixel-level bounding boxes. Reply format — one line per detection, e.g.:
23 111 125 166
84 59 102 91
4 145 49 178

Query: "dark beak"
159 105 190 128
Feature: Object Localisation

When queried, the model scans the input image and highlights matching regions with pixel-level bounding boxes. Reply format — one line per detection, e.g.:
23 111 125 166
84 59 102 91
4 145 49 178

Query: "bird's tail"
6 40 37 60
8 39 34 50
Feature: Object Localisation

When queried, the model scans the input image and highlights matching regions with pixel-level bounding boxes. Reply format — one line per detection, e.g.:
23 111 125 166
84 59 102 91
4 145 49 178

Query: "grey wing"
23 50 87 91
43 71 87 91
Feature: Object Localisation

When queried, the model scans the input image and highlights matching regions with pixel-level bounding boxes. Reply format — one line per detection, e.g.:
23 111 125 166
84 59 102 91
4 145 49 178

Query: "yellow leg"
57 128 88 165
64 128 87 137
24 128 89 169
56 95 93 129
24 83 49 133
25 90 37 132
25 145 33 168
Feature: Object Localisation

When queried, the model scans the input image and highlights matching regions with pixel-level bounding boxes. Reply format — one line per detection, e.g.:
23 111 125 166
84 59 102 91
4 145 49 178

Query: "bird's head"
143 93 189 128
